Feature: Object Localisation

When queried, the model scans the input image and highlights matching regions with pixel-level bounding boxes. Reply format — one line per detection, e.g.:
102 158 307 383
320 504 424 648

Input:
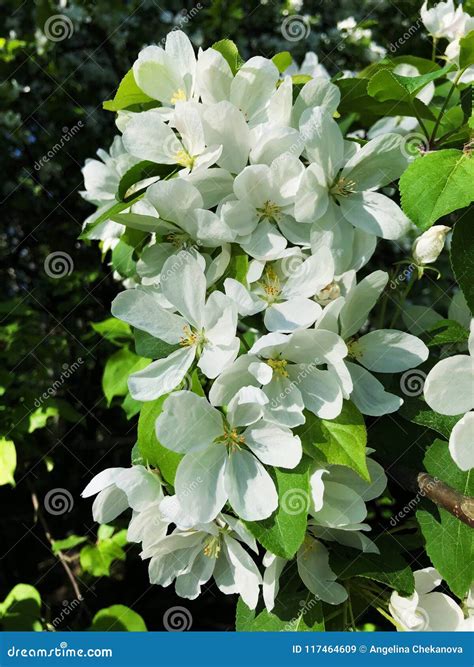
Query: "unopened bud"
412 226 450 265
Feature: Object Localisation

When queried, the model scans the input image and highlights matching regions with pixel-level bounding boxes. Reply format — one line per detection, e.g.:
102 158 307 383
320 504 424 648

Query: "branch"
387 463 474 528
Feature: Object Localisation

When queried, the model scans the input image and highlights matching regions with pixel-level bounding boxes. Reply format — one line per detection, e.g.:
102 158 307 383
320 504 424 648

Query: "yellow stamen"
267 358 289 377
170 88 187 104
257 200 282 222
175 149 195 169
203 535 221 559
179 324 199 348
260 266 281 300
331 177 356 198
316 281 341 305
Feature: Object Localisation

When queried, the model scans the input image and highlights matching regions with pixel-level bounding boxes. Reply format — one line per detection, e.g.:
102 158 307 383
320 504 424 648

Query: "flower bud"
412 226 450 265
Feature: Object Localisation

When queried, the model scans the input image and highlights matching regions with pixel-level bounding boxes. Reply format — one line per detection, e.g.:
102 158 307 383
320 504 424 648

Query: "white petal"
240 221 288 260
175 445 228 523
340 270 388 339
133 45 181 103
244 421 302 468
355 329 429 372
122 111 181 163
175 550 215 599
284 329 348 365
294 163 329 223
209 355 259 406
283 248 335 299
128 347 195 401
299 107 344 179
449 412 474 471
227 386 268 428
418 592 465 631
165 31 196 98
221 535 262 610
160 253 206 328
263 553 286 611
340 191 410 240
250 125 302 165
230 56 279 124
183 167 234 208
197 48 233 104
82 467 125 498
297 539 348 605
224 278 266 317
146 179 203 223
92 486 129 524
264 298 322 333
346 361 402 416
292 78 341 126
263 375 306 428
198 339 240 379
111 289 186 344
341 133 408 190
424 355 474 415
225 450 278 520
155 391 223 453
115 465 163 511
202 101 251 174
297 367 344 419
414 567 442 595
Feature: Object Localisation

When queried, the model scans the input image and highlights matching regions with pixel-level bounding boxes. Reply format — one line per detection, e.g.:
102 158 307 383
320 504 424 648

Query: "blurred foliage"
0 0 434 631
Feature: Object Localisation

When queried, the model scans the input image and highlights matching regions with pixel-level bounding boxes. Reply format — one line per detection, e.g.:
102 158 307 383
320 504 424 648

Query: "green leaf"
117 161 179 202
80 528 127 577
297 401 369 481
92 317 132 345
79 193 145 240
272 51 292 72
137 396 183 484
417 439 474 598
212 39 243 75
400 150 474 230
367 63 453 102
0 437 16 486
51 535 87 554
331 535 415 595
244 457 311 559
121 391 142 420
336 78 435 121
90 605 147 631
460 30 474 69
451 210 474 313
103 69 153 112
0 584 42 631
109 212 160 232
134 328 180 359
102 348 149 405
426 318 469 346
400 397 463 439
236 591 324 632
28 406 59 433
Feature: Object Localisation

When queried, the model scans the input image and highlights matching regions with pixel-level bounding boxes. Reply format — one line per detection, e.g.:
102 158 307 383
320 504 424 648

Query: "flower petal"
449 412 474 471
225 450 278 520
346 361 402 416
424 355 474 415
355 329 429 372
128 347 195 401
244 421 302 468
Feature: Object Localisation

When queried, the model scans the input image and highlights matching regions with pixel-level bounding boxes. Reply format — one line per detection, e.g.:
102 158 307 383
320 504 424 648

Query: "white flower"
133 31 197 107
210 329 348 425
424 320 474 470
141 512 262 608
308 453 387 553
315 271 429 416
412 225 450 264
420 0 466 39
295 107 410 241
111 252 240 401
263 537 347 609
219 156 305 259
122 101 222 172
81 465 164 526
155 387 302 523
390 568 466 631
224 247 334 333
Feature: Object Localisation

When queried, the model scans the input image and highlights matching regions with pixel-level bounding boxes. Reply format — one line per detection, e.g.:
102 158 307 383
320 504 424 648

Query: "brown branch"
387 463 474 528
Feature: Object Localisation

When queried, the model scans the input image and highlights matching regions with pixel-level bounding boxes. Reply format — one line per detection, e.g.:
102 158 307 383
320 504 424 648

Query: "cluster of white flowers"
80 4 473 627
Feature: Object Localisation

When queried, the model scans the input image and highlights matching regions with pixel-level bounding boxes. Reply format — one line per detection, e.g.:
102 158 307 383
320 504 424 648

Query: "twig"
387 463 474 528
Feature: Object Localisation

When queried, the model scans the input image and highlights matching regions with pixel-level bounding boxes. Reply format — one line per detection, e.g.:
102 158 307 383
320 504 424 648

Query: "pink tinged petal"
175 445 228 524
128 346 195 402
225 450 278 520
449 412 474 471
